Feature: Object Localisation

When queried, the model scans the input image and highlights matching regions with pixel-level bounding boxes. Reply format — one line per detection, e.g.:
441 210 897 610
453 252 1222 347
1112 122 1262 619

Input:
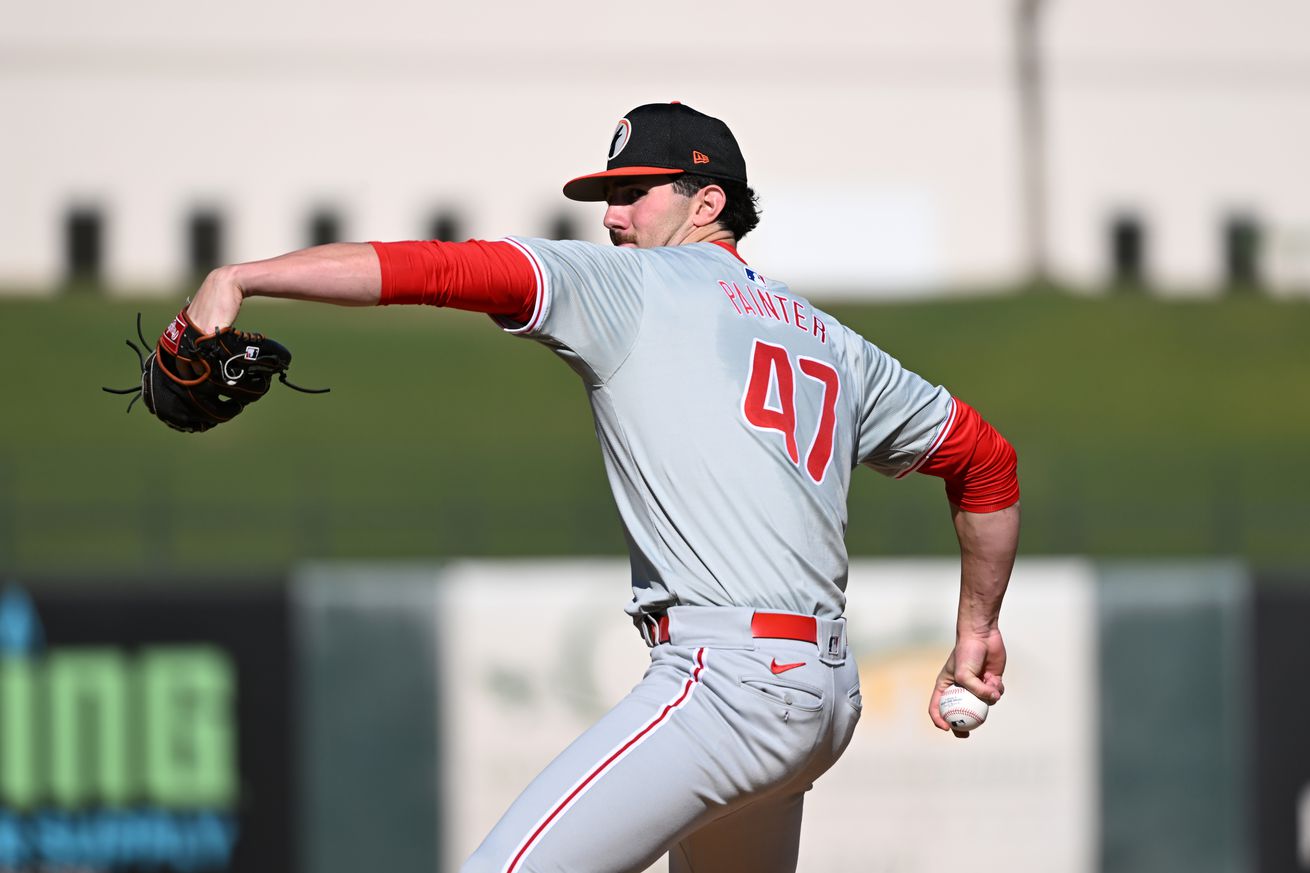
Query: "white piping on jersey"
895 395 958 479
499 237 551 335
501 647 710 873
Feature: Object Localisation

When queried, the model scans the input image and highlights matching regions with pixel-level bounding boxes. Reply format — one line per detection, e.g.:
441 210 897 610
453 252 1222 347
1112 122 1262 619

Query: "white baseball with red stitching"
938 684 989 732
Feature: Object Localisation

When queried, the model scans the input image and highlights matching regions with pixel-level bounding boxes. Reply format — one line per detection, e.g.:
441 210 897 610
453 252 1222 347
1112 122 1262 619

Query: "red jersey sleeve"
369 239 538 324
915 398 1020 513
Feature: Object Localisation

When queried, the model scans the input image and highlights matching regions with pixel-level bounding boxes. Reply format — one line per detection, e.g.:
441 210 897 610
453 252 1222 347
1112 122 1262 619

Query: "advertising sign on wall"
1252 574 1310 873
800 558 1099 873
0 582 293 873
433 558 1099 873
292 565 442 873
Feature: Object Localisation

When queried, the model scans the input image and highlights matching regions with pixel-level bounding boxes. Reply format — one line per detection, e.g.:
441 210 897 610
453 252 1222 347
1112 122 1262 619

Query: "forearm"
187 243 381 332
186 239 539 332
953 502 1020 635
232 242 381 305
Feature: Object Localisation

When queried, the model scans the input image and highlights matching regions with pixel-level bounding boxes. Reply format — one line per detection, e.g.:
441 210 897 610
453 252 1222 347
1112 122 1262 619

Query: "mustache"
609 230 636 246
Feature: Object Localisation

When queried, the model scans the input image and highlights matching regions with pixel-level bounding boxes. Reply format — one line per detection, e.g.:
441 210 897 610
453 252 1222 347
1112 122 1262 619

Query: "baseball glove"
103 307 327 433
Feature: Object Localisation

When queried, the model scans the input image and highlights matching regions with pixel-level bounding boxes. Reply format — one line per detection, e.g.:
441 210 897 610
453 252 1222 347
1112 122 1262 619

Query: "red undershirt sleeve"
915 398 1020 513
369 239 538 324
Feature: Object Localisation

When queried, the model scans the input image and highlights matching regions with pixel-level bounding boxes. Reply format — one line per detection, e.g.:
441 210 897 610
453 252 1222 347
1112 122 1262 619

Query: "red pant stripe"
503 647 708 873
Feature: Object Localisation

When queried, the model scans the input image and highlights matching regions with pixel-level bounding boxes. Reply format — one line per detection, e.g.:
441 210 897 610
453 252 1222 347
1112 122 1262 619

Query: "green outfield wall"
2 295 1308 576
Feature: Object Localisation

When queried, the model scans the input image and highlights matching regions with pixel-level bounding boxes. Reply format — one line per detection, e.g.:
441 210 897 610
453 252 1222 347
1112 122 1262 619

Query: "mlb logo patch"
744 267 767 286
244 346 260 361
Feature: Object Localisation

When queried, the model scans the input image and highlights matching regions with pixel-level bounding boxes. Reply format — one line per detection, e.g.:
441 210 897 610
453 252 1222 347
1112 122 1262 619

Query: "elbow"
947 435 1019 513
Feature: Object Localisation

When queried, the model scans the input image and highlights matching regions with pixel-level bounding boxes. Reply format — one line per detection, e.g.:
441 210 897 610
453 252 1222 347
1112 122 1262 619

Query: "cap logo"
608 118 632 160
692 150 710 165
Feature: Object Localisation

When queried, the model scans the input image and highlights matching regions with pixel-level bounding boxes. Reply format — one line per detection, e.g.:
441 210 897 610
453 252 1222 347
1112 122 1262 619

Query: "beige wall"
433 557 1099 873
2 0 1307 296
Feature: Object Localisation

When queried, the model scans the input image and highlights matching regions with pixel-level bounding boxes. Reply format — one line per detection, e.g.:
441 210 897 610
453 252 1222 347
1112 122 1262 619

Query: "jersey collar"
710 240 746 264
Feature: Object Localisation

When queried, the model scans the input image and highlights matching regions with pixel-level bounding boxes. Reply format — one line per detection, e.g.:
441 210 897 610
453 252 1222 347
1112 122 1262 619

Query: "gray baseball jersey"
464 237 954 873
497 237 953 620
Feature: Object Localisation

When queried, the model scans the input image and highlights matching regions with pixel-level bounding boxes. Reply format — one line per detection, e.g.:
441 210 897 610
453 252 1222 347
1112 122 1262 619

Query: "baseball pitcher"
180 102 1021 873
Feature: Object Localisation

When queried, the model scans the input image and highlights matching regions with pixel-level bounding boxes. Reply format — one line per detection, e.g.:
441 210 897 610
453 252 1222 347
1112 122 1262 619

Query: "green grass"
2 292 1307 577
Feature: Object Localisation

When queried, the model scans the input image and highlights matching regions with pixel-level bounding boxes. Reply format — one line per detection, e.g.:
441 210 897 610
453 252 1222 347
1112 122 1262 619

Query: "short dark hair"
671 173 761 240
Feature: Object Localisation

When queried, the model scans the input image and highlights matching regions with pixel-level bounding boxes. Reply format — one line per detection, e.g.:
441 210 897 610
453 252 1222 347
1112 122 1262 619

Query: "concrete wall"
2 0 1307 296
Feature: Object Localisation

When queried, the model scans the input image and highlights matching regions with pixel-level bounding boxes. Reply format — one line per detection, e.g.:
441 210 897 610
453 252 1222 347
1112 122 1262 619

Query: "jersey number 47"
741 339 840 485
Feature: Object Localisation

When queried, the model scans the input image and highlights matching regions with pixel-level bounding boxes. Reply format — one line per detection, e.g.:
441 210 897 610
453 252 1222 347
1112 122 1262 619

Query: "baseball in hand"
938 685 989 732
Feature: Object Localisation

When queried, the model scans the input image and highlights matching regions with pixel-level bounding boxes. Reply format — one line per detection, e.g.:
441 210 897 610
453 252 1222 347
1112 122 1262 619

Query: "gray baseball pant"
461 606 862 873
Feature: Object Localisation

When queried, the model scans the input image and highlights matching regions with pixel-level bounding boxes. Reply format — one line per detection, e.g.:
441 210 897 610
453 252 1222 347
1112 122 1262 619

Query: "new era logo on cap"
563 102 748 202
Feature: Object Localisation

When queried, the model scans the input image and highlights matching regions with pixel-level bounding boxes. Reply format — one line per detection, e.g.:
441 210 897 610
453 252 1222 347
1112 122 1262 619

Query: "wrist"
956 614 1000 638
187 265 245 333
218 263 250 300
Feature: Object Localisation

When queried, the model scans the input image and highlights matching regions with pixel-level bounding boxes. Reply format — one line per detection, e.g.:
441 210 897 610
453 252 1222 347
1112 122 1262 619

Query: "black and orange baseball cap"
562 102 748 202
